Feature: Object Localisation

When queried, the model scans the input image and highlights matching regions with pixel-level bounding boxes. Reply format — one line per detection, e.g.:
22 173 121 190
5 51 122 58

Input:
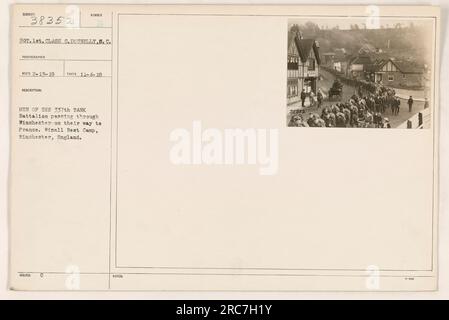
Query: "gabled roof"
358 43 377 54
393 60 424 74
294 37 321 64
364 64 377 73
334 54 351 63
287 32 295 49
372 58 423 74
365 59 385 72
349 55 372 66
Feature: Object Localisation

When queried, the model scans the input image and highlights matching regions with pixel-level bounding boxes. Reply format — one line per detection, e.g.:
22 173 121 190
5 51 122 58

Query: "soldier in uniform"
300 89 307 108
317 89 324 109
408 96 414 112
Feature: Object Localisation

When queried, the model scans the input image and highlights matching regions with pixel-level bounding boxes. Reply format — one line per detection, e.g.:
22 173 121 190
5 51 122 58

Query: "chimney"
296 30 304 39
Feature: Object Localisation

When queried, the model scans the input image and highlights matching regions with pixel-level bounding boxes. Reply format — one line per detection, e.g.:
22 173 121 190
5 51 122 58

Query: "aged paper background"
1 0 449 298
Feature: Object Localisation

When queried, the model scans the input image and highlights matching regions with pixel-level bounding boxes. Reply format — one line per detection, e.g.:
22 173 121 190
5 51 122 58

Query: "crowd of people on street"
288 80 417 128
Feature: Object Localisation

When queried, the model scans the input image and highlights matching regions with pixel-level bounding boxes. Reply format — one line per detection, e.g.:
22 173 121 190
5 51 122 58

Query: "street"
287 68 427 128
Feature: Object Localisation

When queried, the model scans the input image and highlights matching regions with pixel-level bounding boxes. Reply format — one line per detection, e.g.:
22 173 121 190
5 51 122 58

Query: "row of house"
323 49 425 89
322 48 348 72
365 58 424 88
287 33 321 105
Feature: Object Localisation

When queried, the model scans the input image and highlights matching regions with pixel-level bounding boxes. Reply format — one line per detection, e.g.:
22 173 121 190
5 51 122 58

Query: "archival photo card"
8 4 440 292
286 17 435 129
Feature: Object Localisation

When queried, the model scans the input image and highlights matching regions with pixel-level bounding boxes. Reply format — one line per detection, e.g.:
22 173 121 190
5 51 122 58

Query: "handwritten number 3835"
30 16 72 26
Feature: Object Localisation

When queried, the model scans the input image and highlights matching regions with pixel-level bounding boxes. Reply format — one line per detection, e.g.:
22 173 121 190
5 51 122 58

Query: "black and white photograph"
287 17 434 128
2 2 446 298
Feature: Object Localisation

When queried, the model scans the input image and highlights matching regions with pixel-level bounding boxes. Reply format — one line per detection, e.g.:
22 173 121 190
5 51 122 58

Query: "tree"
304 21 320 33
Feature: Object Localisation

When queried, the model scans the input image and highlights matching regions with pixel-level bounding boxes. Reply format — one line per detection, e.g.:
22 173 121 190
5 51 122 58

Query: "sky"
288 17 434 31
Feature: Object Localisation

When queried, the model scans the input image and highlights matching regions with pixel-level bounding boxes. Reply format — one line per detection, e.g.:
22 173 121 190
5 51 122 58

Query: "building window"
288 83 298 98
376 73 383 82
388 75 394 81
287 55 299 72
308 58 315 71
402 74 406 79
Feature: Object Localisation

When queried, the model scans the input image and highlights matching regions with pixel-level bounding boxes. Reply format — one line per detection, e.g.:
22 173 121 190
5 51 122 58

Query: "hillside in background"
289 22 432 66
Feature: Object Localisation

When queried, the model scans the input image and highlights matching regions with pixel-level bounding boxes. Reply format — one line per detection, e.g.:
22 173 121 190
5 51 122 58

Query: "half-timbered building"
287 32 321 105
